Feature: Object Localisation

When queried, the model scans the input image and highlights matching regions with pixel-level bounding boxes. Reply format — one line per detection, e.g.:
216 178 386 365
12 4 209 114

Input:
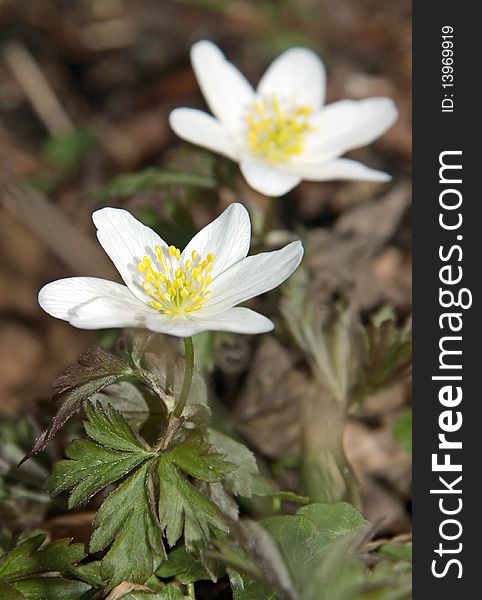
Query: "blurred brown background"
0 0 411 426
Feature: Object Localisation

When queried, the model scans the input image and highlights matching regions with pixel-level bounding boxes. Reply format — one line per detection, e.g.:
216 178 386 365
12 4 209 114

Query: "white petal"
196 307 273 334
204 240 303 312
169 108 237 160
191 40 255 132
303 97 398 161
182 203 251 278
92 207 168 303
38 277 154 329
145 307 273 337
257 47 326 108
240 159 301 197
295 158 391 182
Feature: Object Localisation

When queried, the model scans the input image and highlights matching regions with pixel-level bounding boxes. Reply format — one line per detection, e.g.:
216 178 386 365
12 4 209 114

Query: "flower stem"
260 196 277 242
187 583 196 599
173 337 194 418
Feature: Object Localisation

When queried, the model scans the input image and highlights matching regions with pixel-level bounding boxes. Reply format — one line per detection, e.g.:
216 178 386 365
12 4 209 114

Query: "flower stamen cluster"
138 245 215 315
247 94 314 163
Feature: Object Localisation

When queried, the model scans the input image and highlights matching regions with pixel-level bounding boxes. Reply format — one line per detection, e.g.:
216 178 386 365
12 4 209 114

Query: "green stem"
187 583 196 599
173 337 194 418
260 196 277 242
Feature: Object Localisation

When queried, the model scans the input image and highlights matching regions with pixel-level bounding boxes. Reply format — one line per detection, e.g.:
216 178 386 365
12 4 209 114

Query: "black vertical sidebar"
413 2 479 597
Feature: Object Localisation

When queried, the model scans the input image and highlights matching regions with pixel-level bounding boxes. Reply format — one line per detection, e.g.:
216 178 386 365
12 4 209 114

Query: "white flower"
38 204 303 337
169 40 398 197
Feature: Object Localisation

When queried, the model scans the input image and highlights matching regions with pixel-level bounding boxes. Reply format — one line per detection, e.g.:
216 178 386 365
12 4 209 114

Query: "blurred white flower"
38 204 303 337
169 40 398 197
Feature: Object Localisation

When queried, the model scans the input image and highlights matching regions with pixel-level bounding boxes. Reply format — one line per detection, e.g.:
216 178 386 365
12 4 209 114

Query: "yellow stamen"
137 247 216 316
247 93 314 163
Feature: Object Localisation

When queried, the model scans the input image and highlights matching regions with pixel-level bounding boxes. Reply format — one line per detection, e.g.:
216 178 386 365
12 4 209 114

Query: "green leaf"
49 438 150 508
229 570 276 600
228 503 367 600
207 430 258 497
156 546 210 584
158 456 228 550
83 402 150 452
13 578 92 600
261 503 366 589
23 346 133 462
47 405 153 508
0 534 85 583
377 542 412 563
124 580 185 599
0 534 88 598
166 435 235 482
73 561 103 587
393 409 412 454
90 464 164 588
213 517 296 600
95 168 216 201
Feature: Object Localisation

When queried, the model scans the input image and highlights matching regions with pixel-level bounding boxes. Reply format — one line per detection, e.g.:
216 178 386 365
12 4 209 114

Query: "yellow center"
138 245 215 315
247 94 314 163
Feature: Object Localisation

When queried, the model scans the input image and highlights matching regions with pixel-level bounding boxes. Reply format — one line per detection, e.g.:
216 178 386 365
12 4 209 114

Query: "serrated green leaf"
73 560 103 586
0 534 85 585
90 464 164 588
0 533 86 600
84 402 150 452
48 438 150 508
13 578 92 600
95 168 216 201
207 430 258 497
156 546 210 584
47 403 153 508
166 435 235 482
158 457 228 550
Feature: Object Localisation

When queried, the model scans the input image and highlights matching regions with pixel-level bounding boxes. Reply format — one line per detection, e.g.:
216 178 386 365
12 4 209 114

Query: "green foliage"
92 464 164 588
158 453 229 550
207 430 258 497
393 409 412 454
0 533 89 599
226 503 367 600
46 402 244 588
166 434 235 482
260 503 367 595
48 404 154 508
95 168 216 201
156 546 210 584
225 503 412 600
377 541 412 563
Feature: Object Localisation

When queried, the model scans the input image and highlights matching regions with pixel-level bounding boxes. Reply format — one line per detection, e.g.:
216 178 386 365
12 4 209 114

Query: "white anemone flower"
169 40 398 197
38 203 303 337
